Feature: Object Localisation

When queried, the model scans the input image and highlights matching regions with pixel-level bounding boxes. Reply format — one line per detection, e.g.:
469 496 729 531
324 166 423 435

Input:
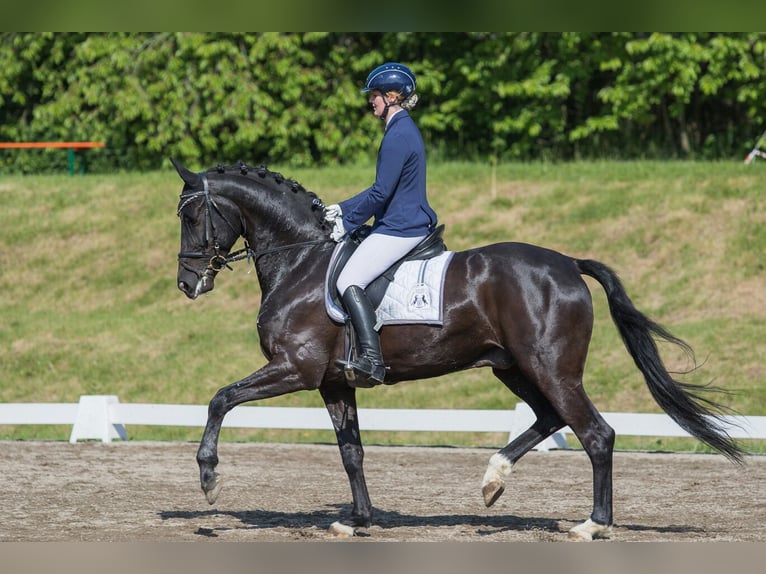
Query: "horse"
172 159 745 540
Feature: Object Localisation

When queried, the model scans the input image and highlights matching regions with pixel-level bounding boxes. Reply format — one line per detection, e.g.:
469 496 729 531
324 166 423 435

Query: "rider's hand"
324 204 342 223
330 218 346 242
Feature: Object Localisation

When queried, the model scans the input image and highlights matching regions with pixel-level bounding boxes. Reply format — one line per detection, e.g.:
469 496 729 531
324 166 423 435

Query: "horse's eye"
179 205 200 225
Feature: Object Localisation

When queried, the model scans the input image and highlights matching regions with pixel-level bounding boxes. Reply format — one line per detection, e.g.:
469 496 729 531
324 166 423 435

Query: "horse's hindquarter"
380 242 595 380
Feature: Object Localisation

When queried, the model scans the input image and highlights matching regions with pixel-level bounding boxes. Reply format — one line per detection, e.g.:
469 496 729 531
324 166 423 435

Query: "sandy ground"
1 440 763 542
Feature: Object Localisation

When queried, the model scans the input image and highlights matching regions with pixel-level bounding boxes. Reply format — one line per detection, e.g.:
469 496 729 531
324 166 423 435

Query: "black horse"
173 159 744 540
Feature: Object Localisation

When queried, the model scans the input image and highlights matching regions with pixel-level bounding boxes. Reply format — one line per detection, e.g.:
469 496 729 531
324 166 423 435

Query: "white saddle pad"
325 249 454 327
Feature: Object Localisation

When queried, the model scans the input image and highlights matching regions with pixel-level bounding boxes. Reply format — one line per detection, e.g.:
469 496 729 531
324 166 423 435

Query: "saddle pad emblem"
407 261 432 311
408 284 431 310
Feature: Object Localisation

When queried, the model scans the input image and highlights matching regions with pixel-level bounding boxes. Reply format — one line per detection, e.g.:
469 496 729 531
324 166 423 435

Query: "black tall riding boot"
335 285 386 387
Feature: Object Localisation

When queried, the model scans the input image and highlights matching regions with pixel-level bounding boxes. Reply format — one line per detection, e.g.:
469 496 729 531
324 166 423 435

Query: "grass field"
1 160 764 453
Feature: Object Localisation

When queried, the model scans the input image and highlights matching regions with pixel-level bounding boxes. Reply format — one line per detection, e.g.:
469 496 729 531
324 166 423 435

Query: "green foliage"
593 33 766 158
2 33 766 174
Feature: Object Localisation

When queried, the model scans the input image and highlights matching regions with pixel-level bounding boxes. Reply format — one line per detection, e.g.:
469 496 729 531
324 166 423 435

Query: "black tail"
576 258 745 464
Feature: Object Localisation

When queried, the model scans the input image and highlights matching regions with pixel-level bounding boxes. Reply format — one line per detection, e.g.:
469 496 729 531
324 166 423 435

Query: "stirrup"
335 357 386 388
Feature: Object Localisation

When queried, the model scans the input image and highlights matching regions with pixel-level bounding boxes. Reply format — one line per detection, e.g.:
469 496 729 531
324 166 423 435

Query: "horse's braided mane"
208 160 327 216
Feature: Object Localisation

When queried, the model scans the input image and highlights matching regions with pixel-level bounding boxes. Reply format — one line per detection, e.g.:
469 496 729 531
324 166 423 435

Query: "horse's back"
451 241 585 288
444 240 594 337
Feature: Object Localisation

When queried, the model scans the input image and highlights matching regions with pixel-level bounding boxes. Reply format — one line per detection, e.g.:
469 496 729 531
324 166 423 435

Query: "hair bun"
401 93 419 110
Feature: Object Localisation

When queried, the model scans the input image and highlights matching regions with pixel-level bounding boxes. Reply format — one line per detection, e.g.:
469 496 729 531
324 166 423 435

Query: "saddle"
327 224 447 313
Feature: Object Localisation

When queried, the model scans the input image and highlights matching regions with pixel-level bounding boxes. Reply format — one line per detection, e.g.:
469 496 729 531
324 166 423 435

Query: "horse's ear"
170 158 201 187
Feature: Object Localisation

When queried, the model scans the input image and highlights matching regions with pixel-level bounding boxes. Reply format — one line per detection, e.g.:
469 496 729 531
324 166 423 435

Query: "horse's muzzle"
178 279 198 299
177 266 215 299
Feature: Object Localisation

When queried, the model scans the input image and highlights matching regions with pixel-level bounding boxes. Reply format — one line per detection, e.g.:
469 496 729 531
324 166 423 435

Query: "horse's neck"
242 211 326 254
251 238 330 301
231 182 325 247
232 185 327 294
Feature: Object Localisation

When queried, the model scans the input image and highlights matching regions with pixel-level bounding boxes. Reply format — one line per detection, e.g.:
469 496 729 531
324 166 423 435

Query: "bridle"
177 171 331 277
177 172 240 275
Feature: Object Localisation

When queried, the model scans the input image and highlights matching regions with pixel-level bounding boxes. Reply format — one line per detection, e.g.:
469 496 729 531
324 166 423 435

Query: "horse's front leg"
320 384 373 534
197 397 225 505
197 360 310 505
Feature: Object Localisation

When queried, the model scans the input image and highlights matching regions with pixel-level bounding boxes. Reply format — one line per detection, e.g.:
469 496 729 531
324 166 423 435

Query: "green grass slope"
1 161 764 451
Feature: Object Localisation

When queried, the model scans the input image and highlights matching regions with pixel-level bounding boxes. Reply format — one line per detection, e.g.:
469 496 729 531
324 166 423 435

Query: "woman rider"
324 62 438 387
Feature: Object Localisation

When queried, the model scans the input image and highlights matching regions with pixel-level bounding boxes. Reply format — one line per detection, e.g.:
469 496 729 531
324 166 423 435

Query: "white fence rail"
0 395 764 449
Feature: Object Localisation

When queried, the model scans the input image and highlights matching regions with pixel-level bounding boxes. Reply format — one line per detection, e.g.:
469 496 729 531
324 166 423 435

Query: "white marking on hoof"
568 519 612 541
481 453 513 507
328 521 355 538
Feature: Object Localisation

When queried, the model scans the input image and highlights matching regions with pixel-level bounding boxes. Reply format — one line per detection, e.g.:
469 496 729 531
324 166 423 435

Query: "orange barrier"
0 141 105 174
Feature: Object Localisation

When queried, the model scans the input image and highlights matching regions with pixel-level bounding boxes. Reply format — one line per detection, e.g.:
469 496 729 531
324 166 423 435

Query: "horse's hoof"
481 453 512 507
202 475 223 505
328 521 356 538
567 519 612 541
482 480 505 507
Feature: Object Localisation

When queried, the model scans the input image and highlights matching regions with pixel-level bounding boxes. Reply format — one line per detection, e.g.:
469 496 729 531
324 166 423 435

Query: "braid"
401 93 419 111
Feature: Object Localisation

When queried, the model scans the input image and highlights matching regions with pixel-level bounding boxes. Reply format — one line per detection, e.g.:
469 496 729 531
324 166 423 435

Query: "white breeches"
337 232 426 296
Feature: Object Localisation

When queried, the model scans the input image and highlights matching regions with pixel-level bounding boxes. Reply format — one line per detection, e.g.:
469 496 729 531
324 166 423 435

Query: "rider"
324 62 438 387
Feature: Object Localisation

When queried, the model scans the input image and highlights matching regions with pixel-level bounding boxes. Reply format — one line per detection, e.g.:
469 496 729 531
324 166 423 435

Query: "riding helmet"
361 62 416 98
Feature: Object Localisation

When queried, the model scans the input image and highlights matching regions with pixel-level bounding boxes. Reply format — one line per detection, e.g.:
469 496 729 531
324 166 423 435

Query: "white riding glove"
330 218 347 242
324 204 342 223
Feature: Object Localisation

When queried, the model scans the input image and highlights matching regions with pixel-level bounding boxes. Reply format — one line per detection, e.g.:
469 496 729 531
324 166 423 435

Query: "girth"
328 224 446 312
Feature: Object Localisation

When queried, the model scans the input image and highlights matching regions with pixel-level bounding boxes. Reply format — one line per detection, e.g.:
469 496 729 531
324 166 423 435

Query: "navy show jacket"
339 110 437 238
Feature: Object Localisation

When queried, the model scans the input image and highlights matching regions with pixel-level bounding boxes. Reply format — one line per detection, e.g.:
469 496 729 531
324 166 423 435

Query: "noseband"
177 172 331 276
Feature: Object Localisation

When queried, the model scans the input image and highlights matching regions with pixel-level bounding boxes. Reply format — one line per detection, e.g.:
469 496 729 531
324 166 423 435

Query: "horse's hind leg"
558 393 615 540
533 376 615 540
481 368 566 507
484 370 615 541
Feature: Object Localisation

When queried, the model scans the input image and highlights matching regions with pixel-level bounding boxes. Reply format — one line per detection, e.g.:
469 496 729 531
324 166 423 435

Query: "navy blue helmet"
361 62 416 98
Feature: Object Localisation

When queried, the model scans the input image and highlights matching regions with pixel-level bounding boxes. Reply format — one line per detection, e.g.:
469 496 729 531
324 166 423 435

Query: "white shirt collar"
385 108 403 127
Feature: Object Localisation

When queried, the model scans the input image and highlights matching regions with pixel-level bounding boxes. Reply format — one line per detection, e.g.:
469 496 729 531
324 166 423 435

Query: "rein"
223 238 332 269
177 171 332 275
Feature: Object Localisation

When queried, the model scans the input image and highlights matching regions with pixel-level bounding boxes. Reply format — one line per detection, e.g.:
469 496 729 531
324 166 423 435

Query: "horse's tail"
576 258 745 464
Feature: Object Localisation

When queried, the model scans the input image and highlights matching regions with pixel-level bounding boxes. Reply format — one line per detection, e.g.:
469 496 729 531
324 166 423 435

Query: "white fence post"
69 395 128 443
